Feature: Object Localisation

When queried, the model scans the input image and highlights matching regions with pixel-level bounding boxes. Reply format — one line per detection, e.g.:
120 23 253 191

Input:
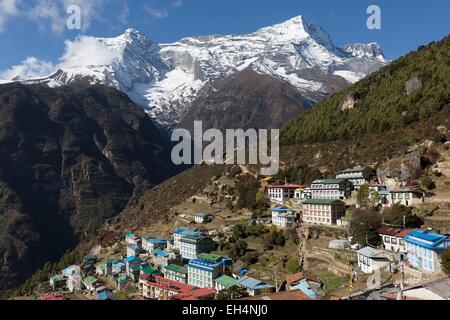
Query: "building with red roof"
39 293 65 301
266 184 305 204
139 275 196 300
377 227 413 259
172 288 216 301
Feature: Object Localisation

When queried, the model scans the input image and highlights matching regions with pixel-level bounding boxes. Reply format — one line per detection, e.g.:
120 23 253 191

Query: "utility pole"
397 259 405 300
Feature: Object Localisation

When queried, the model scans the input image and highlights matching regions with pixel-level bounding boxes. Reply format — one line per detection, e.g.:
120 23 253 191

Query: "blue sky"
0 0 449 73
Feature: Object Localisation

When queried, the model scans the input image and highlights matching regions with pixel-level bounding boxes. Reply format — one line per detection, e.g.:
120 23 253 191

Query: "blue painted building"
237 276 275 296
187 253 232 288
173 229 203 250
405 230 450 272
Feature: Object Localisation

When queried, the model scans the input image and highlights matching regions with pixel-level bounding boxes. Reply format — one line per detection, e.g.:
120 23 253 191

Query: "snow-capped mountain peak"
252 15 311 42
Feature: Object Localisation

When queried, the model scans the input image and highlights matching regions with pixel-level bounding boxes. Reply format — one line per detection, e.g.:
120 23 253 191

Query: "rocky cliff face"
0 83 179 291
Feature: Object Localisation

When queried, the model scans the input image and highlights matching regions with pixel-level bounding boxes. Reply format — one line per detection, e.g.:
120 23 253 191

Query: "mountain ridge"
3 15 387 130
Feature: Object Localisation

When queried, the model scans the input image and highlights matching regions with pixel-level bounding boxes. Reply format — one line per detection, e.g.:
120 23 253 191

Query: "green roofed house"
141 264 156 276
83 276 99 294
214 275 238 291
302 199 346 226
310 179 352 200
163 264 188 283
117 275 131 290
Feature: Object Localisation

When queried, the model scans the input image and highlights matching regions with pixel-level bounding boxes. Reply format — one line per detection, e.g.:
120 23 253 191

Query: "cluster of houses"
264 166 426 229
263 166 450 289
45 227 284 300
356 228 450 275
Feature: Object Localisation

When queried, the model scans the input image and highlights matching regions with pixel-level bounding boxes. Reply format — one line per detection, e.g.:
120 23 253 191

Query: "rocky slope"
0 83 179 291
11 15 386 130
179 68 311 133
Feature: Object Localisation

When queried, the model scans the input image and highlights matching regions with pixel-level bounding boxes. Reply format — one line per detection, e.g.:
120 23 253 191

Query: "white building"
163 264 188 283
187 254 229 288
271 207 296 228
310 179 352 200
173 229 203 250
195 213 213 224
266 184 304 204
179 235 215 260
388 189 425 207
294 188 312 200
377 227 411 260
336 166 367 189
357 247 392 274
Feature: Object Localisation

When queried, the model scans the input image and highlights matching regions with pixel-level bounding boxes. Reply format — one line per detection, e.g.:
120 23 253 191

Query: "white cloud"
27 0 104 34
0 57 55 80
0 0 20 32
172 0 183 8
59 36 121 68
143 4 169 19
29 0 65 34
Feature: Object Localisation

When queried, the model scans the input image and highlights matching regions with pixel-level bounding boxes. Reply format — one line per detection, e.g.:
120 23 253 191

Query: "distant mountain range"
6 15 387 130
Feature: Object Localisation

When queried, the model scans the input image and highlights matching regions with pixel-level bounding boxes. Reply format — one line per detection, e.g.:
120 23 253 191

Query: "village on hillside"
20 143 450 301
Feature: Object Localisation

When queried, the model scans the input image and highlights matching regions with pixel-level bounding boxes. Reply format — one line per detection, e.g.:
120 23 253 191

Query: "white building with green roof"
310 179 352 200
163 264 188 283
302 199 346 226
214 275 238 291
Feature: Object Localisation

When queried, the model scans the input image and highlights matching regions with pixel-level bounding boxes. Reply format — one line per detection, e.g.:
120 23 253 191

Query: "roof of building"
157 250 170 257
286 272 322 286
237 277 274 290
83 276 99 286
357 247 391 260
40 293 65 301
405 230 450 250
272 206 291 212
286 273 305 286
97 290 115 300
125 233 136 238
195 213 211 217
148 275 196 294
377 227 412 238
241 290 311 301
215 275 238 289
128 245 140 251
117 275 129 283
403 276 450 300
164 264 188 274
141 264 156 275
106 258 120 265
176 288 217 300
124 256 139 263
390 189 424 195
267 184 305 189
150 238 167 244
312 179 348 185
197 253 222 262
188 256 228 271
114 262 126 268
302 199 345 205
175 229 203 236
180 235 212 244
338 166 364 174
